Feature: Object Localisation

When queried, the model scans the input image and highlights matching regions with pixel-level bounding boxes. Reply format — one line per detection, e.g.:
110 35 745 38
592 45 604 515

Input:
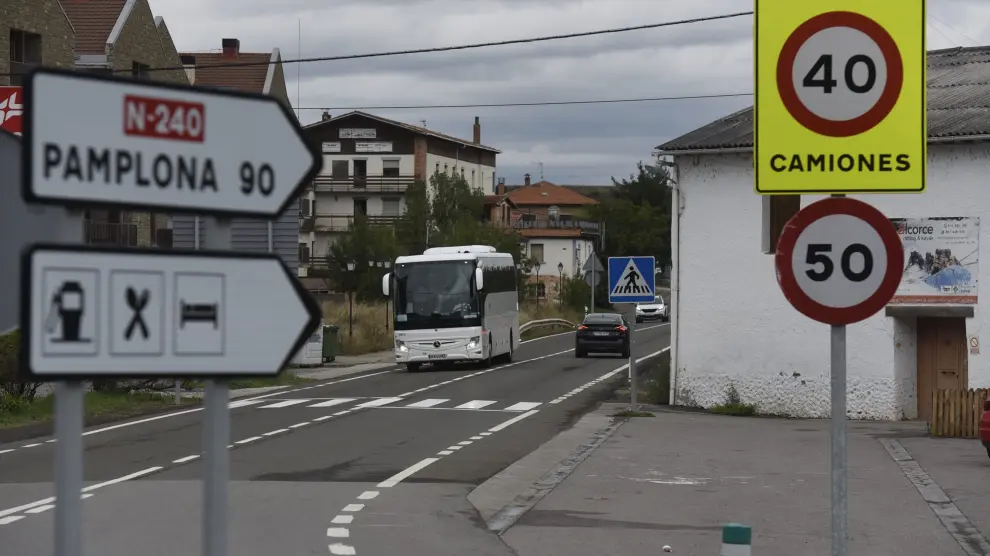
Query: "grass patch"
709 384 758 416
0 391 197 429
321 301 393 356
182 372 316 391
612 409 655 418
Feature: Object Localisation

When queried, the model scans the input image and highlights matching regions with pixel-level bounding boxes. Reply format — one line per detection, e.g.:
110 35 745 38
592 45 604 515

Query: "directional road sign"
20 244 321 379
21 68 322 217
775 197 903 325
608 256 656 304
755 1 926 194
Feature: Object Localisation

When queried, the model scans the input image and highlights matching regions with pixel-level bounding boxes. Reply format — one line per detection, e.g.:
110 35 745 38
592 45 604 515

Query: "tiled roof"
658 45 990 153
306 111 501 153
181 51 272 93
483 194 515 207
505 181 598 206
61 0 126 54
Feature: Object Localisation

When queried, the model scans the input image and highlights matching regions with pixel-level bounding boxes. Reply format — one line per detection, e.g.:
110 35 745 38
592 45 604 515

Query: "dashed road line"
549 346 671 404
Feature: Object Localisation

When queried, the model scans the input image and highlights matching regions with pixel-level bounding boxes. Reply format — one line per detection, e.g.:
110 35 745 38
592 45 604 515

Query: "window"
762 195 801 254
353 198 368 216
131 61 151 80
472 169 476 186
299 243 310 264
530 243 545 264
382 159 400 178
331 160 349 179
444 163 449 174
9 29 42 86
382 197 400 216
298 198 311 216
536 282 546 298
435 163 440 174
480 261 518 294
461 167 465 179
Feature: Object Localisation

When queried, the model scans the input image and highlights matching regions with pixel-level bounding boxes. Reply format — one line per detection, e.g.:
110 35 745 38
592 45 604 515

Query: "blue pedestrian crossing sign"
608 256 656 303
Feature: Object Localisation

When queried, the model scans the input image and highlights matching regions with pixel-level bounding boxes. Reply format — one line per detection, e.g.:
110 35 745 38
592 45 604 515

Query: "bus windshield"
393 260 481 330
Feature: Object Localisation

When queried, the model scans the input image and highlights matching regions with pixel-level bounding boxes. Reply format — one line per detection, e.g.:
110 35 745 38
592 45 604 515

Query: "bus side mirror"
475 268 484 291
382 273 391 297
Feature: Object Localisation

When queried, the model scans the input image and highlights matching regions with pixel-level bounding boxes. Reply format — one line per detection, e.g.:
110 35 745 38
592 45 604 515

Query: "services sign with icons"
775 197 903 325
754 0 927 194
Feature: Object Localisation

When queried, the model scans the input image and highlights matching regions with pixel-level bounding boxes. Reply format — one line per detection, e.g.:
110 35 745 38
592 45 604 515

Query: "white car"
635 295 669 323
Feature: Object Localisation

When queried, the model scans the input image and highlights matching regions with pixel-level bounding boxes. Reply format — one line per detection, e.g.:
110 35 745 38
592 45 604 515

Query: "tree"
325 216 402 301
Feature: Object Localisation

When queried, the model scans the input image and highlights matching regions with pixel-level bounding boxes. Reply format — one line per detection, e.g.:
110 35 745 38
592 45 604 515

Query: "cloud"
151 0 977 184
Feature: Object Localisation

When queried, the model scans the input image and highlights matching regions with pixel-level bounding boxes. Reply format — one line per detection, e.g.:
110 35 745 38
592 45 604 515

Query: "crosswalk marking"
455 400 496 410
504 402 542 412
307 398 357 408
258 399 312 409
405 399 448 408
229 399 267 409
355 397 403 408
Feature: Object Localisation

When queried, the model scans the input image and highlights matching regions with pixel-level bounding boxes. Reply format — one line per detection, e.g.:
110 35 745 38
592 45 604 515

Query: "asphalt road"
0 320 671 555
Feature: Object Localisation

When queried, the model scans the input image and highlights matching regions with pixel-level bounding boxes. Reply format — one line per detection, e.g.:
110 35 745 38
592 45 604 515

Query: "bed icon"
179 300 219 329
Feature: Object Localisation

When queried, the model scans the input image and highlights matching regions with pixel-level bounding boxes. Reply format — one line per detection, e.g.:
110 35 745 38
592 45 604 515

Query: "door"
353 159 367 188
917 317 968 421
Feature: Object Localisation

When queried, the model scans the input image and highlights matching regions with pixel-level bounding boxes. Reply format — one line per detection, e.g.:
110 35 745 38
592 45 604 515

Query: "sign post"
774 197 903 556
19 67 322 556
607 256 656 410
754 1 926 195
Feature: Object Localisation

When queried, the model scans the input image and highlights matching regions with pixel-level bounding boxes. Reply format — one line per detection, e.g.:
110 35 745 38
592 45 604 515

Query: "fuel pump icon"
44 281 90 343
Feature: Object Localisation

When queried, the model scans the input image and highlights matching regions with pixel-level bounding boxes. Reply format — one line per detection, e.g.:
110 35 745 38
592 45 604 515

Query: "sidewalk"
491 404 968 556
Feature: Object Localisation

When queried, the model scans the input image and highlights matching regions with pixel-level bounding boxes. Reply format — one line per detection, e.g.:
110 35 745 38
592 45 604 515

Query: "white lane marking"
548 346 671 405
455 400 496 410
82 466 163 493
307 398 357 408
0 449 15 455
0 516 25 525
332 410 351 416
329 543 356 555
46 439 57 443
21 443 41 448
518 321 668 344
479 432 492 436
342 504 364 512
228 399 267 409
395 348 574 397
327 527 350 537
457 441 473 446
81 494 93 499
470 436 484 440
312 416 333 422
263 429 290 436
289 422 310 429
447 446 463 451
355 397 403 408
331 515 353 524
357 491 379 500
504 402 541 412
378 457 440 488
25 505 54 514
258 399 313 409
173 455 200 464
489 410 540 433
438 450 453 455
235 436 262 445
405 399 449 408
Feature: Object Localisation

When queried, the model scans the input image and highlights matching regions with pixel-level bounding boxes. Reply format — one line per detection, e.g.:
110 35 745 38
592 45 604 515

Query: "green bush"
0 330 41 402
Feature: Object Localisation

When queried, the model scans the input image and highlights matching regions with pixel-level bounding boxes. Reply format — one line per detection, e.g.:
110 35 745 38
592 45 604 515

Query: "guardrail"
519 318 576 335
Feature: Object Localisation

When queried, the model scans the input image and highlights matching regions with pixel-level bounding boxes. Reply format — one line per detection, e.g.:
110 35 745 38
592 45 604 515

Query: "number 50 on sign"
754 0 926 194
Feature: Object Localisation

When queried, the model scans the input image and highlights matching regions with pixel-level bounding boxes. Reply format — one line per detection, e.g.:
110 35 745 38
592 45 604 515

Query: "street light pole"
382 260 392 331
346 261 356 337
557 262 564 308
534 262 541 310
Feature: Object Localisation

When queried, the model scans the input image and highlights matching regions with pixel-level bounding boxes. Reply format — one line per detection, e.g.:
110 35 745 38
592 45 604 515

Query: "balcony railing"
507 218 602 233
306 214 402 232
85 221 139 246
312 174 416 193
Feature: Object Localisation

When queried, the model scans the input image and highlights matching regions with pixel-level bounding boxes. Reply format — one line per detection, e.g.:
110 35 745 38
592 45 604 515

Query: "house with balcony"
59 0 189 249
499 174 601 301
1 0 76 134
299 111 500 276
169 38 299 271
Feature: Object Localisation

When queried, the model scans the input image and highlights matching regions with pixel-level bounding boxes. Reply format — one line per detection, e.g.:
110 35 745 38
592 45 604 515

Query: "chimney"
222 38 240 57
524 173 531 186
180 54 196 84
321 110 331 121
473 116 481 144
496 177 506 195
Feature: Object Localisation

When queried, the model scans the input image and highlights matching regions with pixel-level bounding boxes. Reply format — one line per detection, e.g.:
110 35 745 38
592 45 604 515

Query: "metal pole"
590 250 595 313
628 315 636 410
55 381 84 556
54 208 84 556
831 324 848 556
201 217 231 556
348 288 353 338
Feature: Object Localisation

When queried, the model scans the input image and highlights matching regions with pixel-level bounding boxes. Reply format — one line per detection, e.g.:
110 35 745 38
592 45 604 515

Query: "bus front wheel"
406 363 421 373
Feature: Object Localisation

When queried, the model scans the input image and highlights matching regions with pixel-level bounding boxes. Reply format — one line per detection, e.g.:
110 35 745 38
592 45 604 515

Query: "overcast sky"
154 0 988 186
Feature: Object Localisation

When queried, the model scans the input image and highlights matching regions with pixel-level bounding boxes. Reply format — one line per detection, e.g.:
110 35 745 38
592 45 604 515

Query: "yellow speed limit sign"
755 1 927 194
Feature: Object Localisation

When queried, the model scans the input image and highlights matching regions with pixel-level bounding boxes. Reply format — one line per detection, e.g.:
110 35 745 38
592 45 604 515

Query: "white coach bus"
382 245 519 372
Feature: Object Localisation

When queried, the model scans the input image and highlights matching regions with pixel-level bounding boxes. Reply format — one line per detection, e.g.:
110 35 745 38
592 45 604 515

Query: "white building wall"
425 153 495 193
675 143 990 420
526 237 595 278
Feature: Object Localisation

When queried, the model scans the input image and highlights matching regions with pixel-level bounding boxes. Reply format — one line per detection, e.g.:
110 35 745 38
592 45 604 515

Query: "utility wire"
294 92 753 111
0 11 752 77
928 13 980 46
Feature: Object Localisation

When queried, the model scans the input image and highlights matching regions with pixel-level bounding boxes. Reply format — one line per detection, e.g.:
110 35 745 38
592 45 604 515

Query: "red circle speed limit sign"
775 197 903 325
776 11 904 137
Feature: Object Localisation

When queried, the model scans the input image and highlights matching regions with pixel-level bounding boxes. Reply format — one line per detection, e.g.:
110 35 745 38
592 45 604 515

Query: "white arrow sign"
21 68 321 218
21 245 321 378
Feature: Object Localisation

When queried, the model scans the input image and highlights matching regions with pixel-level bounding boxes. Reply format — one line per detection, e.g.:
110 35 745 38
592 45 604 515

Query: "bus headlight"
395 339 408 352
467 336 480 349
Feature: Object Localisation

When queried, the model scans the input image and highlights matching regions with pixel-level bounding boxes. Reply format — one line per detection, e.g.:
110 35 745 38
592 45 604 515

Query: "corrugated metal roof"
658 46 990 153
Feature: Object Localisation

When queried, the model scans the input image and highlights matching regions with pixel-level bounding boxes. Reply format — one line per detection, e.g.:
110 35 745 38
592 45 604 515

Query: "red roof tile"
61 0 126 54
505 181 598 207
181 51 272 93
